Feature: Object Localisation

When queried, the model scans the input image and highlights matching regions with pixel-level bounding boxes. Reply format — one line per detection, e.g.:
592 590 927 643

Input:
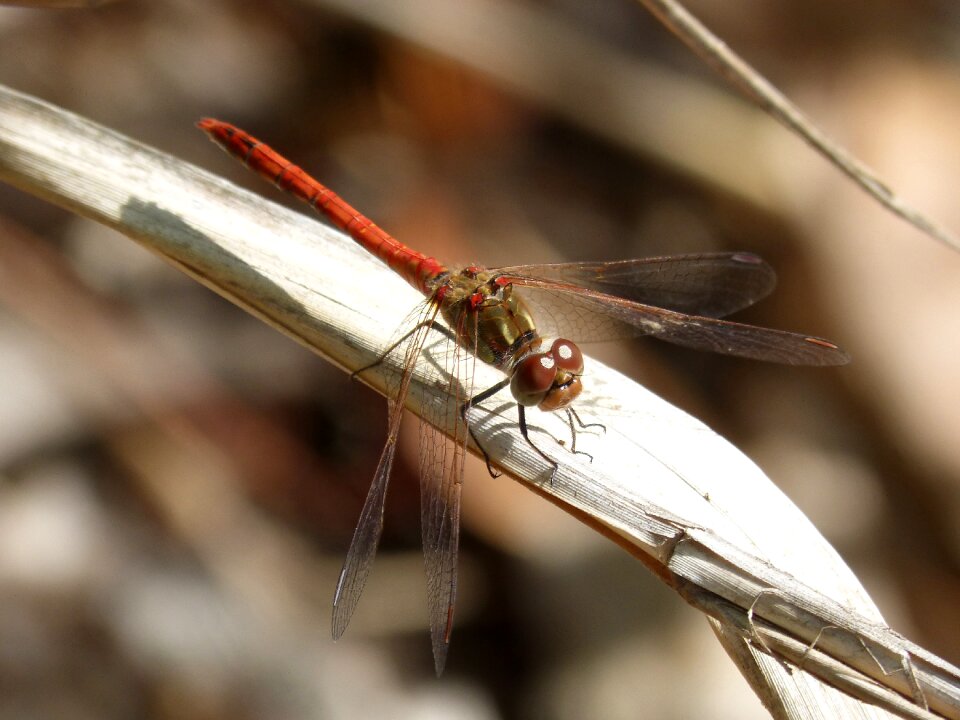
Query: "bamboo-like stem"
1 85 957 720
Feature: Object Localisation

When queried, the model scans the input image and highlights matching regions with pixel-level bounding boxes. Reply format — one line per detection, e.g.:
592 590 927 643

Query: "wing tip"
431 637 451 676
803 336 852 366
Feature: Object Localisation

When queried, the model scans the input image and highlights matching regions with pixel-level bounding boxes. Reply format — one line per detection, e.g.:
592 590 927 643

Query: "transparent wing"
495 252 777 318
416 316 476 675
501 276 848 365
331 302 441 642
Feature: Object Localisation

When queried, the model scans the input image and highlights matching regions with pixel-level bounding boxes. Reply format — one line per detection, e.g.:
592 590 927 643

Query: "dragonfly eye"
509 341 585 410
550 339 583 374
538 339 583 411
510 353 557 407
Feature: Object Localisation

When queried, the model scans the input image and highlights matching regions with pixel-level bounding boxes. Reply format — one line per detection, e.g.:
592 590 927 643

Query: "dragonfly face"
509 338 584 410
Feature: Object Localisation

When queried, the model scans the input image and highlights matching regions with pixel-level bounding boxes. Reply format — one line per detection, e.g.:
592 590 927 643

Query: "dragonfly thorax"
509 338 584 411
436 271 585 410
439 269 539 368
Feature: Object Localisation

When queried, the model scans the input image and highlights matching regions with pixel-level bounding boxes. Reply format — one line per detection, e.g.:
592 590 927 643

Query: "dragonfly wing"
331 398 399 641
417 316 475 675
496 252 777 318
419 419 463 676
331 307 440 642
504 278 849 365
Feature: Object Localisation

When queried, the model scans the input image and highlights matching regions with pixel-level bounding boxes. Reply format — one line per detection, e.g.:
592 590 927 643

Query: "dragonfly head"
510 339 584 411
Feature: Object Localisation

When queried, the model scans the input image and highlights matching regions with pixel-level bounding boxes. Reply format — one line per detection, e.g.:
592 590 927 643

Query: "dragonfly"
198 118 849 674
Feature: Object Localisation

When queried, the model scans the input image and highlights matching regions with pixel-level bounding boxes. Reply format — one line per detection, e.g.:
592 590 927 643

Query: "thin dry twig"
634 0 960 253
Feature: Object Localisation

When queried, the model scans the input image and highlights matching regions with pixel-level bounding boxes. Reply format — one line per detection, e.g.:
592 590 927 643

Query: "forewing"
416 310 476 675
503 278 849 366
331 303 441 642
495 252 776 318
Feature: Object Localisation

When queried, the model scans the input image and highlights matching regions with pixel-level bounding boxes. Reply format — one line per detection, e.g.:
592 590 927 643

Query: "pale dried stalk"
1 85 958 720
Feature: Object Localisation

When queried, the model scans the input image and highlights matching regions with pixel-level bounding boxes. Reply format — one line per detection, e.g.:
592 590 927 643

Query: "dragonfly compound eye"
550 339 583 374
510 343 584 411
510 353 558 407
536 340 583 411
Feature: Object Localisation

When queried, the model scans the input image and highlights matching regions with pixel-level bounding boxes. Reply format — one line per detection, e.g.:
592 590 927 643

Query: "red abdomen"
198 119 446 295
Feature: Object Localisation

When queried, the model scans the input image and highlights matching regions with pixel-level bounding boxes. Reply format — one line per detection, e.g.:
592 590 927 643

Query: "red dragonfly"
198 119 849 674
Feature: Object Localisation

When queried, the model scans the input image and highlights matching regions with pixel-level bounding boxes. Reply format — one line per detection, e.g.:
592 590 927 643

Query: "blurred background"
0 0 959 717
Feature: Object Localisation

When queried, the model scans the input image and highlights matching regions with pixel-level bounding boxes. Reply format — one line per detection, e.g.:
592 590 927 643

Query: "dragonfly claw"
574 449 595 464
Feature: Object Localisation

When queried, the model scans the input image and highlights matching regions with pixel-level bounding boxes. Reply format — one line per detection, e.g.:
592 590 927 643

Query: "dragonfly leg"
563 409 593 463
460 378 510 478
518 405 560 485
351 321 457 381
569 407 606 434
559 407 606 463
568 407 605 458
